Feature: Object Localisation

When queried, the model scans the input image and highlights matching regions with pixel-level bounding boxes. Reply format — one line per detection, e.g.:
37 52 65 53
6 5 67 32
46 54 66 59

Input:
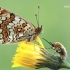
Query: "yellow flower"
12 36 47 68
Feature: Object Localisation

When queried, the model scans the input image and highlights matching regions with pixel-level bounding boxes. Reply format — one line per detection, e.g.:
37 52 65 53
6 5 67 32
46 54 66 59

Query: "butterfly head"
38 25 43 33
35 25 43 35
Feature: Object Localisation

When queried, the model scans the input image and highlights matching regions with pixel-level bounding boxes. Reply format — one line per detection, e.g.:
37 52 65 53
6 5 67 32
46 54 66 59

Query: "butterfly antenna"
35 6 40 28
38 6 40 28
35 14 39 27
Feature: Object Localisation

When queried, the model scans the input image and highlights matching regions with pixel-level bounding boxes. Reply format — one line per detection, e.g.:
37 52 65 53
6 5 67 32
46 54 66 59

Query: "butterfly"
0 6 43 44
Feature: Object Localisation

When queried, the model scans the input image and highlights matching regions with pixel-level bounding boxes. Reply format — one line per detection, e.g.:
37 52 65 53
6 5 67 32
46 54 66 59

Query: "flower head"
11 36 70 70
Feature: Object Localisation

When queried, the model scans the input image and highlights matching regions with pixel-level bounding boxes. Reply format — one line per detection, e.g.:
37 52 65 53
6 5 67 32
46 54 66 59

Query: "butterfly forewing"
0 7 38 44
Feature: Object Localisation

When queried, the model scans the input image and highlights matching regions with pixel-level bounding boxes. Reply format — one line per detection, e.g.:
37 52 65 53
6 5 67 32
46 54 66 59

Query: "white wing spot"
9 36 13 41
1 17 6 20
18 29 21 31
9 29 13 31
14 24 18 27
15 16 20 23
19 33 23 37
20 19 25 24
0 17 1 19
9 23 14 26
7 25 12 28
0 29 2 33
27 24 31 27
0 34 3 38
0 20 2 24
6 13 10 18
13 21 18 25
10 31 14 35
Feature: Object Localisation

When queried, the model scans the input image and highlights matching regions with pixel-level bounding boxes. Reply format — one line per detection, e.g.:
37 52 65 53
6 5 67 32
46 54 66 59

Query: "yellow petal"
36 36 44 48
12 41 46 68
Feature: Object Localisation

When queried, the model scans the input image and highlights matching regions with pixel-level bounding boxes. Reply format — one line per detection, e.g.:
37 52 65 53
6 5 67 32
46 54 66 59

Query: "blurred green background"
0 0 70 70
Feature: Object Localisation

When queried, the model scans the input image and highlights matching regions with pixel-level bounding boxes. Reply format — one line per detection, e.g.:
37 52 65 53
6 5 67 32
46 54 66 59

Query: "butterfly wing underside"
0 7 36 44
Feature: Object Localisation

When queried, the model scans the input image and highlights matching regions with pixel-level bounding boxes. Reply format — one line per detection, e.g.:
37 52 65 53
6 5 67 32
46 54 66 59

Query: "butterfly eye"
38 27 42 33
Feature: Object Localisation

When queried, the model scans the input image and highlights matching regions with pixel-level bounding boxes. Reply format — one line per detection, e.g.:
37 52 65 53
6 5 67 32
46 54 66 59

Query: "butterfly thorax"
35 26 43 35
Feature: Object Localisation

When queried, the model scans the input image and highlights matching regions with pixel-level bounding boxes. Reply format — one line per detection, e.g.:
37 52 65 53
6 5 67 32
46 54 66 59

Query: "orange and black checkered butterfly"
0 6 43 44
